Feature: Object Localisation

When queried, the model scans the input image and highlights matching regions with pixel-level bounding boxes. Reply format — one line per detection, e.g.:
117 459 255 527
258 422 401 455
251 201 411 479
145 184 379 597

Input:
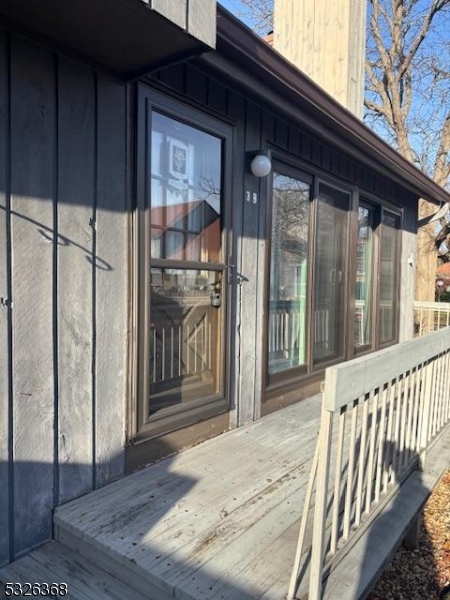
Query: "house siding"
0 32 128 564
0 29 421 566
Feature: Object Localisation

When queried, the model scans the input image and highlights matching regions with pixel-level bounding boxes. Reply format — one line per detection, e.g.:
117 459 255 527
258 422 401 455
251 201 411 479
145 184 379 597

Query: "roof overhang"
202 6 450 207
0 0 216 80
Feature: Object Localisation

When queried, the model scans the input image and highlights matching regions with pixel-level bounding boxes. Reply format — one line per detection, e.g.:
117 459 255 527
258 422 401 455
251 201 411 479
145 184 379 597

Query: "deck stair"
0 541 147 600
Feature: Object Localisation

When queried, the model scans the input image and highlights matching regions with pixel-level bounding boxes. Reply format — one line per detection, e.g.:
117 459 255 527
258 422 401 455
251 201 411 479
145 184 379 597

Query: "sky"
218 0 255 28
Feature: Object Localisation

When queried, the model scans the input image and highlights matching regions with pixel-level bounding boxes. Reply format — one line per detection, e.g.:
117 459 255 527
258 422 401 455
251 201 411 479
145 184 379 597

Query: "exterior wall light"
249 153 272 177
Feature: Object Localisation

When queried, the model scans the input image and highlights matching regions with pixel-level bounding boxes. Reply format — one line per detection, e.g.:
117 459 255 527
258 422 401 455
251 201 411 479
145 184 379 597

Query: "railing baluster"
430 357 439 439
399 373 409 470
383 381 395 491
375 384 387 503
331 406 346 554
170 327 174 379
194 324 198 373
355 394 369 527
401 370 411 469
161 328 165 381
186 325 190 373
208 320 212 369
445 351 450 424
392 376 403 479
309 406 334 600
366 390 378 514
420 359 434 466
409 365 421 458
152 328 156 383
343 399 358 540
178 324 182 376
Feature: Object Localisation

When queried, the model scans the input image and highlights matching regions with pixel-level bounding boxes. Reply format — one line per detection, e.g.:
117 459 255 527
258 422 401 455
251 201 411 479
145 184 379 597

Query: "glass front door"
137 96 231 439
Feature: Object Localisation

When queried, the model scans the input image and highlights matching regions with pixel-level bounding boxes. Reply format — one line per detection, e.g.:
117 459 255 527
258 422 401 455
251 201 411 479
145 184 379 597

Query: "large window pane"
355 206 374 348
148 111 225 421
313 183 349 364
379 211 400 344
268 172 310 375
150 112 222 262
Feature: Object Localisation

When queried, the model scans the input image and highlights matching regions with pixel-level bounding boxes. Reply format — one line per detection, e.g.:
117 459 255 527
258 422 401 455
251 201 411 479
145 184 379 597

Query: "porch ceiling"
0 0 214 80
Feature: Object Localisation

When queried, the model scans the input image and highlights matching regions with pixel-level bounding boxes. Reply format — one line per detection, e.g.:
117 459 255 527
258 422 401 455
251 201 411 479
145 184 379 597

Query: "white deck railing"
414 300 450 336
289 326 450 600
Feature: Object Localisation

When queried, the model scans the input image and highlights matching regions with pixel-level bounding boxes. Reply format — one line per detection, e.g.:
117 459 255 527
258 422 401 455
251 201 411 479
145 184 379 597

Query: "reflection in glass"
355 206 374 348
150 112 222 262
268 172 310 374
313 183 349 364
379 212 400 344
149 269 222 416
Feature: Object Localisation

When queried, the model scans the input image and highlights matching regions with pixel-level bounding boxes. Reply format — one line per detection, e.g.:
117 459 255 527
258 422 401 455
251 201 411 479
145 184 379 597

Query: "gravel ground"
368 470 450 600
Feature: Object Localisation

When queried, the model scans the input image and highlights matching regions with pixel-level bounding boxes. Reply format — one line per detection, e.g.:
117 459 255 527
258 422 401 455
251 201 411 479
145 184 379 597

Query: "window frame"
263 154 403 398
377 208 402 349
264 155 356 390
264 160 314 387
353 200 380 356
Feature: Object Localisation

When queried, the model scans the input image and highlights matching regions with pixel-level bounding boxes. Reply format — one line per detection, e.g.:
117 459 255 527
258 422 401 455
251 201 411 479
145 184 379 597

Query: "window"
150 112 222 263
265 162 402 393
379 211 401 345
313 183 350 365
267 168 353 384
268 170 311 376
353 203 401 351
355 205 375 349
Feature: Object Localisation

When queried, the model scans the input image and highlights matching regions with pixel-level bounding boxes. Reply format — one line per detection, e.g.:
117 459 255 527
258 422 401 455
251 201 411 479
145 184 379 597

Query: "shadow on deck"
2 382 450 599
50 394 321 600
3 312 450 599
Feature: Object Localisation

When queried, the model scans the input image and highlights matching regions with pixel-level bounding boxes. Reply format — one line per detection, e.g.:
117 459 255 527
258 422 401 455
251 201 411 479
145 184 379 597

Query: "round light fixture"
250 154 272 177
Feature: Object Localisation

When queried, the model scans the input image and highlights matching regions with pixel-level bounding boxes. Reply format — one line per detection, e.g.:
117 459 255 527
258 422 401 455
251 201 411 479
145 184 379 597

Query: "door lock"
211 291 222 308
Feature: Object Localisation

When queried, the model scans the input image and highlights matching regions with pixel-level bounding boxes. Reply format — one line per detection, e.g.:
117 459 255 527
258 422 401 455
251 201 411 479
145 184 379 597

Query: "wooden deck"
53 395 322 600
2 387 450 600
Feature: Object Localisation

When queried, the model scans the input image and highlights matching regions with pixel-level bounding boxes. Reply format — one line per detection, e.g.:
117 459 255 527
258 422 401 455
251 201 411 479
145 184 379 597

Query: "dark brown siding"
0 31 128 564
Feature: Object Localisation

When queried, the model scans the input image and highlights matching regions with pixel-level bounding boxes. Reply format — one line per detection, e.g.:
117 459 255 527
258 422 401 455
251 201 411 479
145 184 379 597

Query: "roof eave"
210 6 449 206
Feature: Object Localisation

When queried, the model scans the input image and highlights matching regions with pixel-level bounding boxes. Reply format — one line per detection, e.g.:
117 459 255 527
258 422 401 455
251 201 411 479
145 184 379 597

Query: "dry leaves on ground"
368 470 450 600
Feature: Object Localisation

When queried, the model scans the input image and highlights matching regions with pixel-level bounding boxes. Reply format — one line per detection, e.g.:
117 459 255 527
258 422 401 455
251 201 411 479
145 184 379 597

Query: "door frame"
129 83 235 444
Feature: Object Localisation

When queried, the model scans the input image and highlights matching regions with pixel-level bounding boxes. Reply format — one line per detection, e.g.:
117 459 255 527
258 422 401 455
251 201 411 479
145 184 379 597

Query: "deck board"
55 396 321 600
0 541 148 600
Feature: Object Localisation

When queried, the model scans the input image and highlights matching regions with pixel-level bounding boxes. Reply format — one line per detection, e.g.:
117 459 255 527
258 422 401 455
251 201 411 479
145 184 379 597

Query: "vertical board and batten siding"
0 32 128 565
95 79 127 487
57 58 95 505
149 61 418 422
11 36 56 555
227 91 245 428
0 30 10 567
239 101 263 425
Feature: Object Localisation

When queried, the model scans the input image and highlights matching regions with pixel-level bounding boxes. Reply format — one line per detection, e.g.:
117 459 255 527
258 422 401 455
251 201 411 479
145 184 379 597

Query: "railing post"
309 405 333 600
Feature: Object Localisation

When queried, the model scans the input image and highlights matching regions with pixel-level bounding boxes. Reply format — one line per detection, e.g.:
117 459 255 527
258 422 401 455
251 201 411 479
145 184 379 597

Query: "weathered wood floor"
2 392 450 600
52 396 321 600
